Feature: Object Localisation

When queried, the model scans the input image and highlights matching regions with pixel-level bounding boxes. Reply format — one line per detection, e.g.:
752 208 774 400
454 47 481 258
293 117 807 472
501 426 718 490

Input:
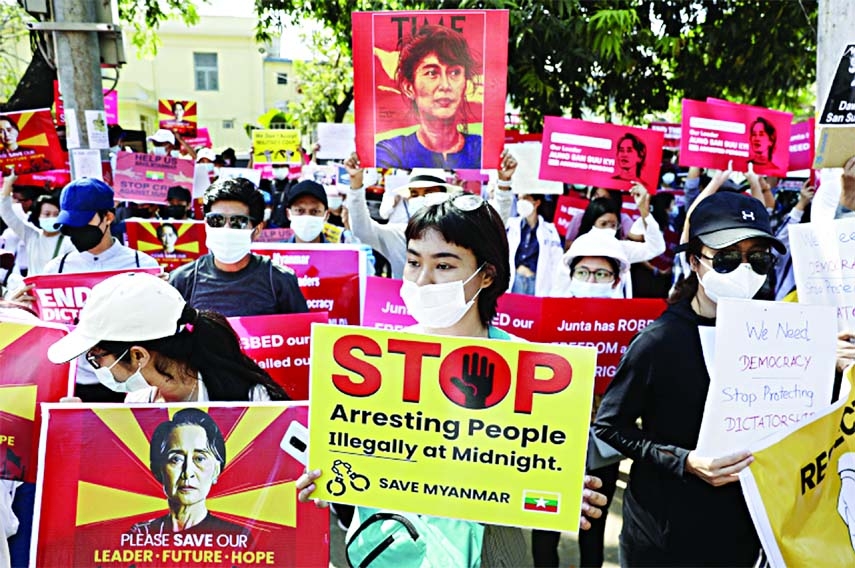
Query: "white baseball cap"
147 129 176 145
196 148 217 162
47 272 185 364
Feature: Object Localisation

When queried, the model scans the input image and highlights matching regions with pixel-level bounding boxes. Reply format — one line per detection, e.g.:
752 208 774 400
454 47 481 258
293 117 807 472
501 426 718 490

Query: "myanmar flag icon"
145 170 165 181
523 490 560 513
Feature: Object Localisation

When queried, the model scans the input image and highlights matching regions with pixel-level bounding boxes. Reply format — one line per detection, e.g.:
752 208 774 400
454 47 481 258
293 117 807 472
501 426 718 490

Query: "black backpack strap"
135 250 140 267
346 512 420 568
58 252 71 273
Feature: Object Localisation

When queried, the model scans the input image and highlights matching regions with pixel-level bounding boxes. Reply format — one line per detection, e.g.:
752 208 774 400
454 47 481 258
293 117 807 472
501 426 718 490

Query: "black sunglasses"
205 212 254 229
698 250 775 275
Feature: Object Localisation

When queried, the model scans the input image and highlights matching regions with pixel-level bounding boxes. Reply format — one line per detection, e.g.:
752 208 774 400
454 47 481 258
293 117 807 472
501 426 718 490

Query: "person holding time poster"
352 10 509 171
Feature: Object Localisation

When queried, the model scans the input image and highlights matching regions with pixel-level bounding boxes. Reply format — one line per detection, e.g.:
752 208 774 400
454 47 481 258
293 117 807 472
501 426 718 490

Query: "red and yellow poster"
32 402 329 567
352 10 509 170
158 99 198 137
25 268 162 325
0 109 69 186
0 316 74 482
126 219 208 273
739 368 855 567
308 324 596 531
227 312 329 400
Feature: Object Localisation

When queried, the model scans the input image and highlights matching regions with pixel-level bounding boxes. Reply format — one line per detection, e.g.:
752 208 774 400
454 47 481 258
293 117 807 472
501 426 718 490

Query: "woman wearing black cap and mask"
593 187 786 566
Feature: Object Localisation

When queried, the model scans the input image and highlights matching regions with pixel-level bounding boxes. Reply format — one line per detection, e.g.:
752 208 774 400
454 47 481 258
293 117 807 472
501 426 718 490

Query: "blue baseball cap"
56 178 115 228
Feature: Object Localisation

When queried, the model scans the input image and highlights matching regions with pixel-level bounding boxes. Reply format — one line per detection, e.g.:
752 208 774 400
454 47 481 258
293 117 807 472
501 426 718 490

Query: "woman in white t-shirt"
46 272 287 402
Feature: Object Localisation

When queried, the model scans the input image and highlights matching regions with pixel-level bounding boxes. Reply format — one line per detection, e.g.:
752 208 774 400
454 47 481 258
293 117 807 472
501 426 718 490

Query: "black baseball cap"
677 192 785 253
286 180 328 209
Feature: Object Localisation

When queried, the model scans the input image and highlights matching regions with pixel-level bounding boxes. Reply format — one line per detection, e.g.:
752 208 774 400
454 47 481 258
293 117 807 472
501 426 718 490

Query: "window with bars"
194 52 219 91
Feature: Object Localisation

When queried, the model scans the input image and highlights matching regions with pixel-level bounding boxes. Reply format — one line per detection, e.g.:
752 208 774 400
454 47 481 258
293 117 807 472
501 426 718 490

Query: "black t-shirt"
169 253 308 317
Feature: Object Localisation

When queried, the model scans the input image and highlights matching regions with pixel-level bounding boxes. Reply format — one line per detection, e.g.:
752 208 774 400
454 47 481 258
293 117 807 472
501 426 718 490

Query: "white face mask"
290 214 325 242
40 217 60 233
407 196 426 216
569 280 619 298
93 351 150 393
328 196 343 210
200 162 215 173
399 264 484 329
272 168 288 180
206 226 253 263
697 260 767 304
516 200 535 218
170 150 181 158
152 146 167 157
263 208 272 222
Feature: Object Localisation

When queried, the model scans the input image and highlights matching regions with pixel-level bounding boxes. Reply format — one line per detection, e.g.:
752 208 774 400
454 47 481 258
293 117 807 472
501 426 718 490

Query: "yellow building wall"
116 15 268 154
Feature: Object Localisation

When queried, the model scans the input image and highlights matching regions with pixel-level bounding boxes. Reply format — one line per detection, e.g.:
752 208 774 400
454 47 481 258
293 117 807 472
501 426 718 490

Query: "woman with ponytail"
47 272 286 402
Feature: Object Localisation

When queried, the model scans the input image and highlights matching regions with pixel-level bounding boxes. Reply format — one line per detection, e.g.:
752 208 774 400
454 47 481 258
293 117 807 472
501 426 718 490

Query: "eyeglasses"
697 250 775 275
423 192 487 212
572 267 615 283
86 348 128 370
205 212 255 229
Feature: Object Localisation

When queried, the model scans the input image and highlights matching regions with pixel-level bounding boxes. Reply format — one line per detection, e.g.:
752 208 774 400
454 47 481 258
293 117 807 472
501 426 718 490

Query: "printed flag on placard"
522 490 560 513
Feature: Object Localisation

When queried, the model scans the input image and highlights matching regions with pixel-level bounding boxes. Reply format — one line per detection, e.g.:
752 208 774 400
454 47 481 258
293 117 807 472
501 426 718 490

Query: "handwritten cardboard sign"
789 217 855 329
696 299 836 455
539 117 663 192
308 324 595 531
315 123 355 160
113 152 195 203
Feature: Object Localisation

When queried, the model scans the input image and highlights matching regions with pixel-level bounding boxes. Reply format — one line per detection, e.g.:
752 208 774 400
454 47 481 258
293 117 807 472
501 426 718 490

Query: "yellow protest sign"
252 129 301 164
308 324 596 531
740 367 855 566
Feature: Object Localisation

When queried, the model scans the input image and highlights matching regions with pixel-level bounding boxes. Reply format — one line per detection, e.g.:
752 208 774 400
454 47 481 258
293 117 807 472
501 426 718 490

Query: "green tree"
284 28 354 135
1 0 202 111
254 0 817 131
0 3 32 102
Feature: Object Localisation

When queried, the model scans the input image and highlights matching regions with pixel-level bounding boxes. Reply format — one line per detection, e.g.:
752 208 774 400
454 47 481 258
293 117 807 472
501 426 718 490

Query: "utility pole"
27 0 124 178
816 0 855 110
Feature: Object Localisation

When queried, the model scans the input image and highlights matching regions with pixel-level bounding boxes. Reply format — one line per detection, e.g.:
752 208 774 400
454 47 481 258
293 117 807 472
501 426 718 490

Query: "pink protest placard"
251 244 364 325
649 122 681 150
25 269 162 325
679 99 792 176
54 82 119 126
182 127 212 150
227 312 328 400
553 194 591 237
789 118 815 172
361 276 415 330
113 151 195 203
539 117 664 192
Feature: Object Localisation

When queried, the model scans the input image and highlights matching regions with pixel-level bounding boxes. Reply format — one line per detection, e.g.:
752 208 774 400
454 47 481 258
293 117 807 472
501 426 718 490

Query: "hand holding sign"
686 449 754 487
630 183 650 218
451 352 497 409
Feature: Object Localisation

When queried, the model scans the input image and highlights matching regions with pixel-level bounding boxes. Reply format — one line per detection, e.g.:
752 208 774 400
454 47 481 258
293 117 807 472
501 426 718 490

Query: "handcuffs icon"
326 459 370 497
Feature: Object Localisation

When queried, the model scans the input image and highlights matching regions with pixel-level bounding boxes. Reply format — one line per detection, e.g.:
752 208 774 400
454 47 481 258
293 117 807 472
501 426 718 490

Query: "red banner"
54 81 119 126
362 276 415 330
679 99 792 176
251 244 364 325
0 317 74 482
539 117 664 192
126 220 208 273
227 313 328 400
352 10 509 169
33 403 329 567
537 297 667 394
0 109 69 187
25 268 162 325
360 289 667 394
552 193 591 237
788 118 815 172
649 122 681 150
159 99 198 138
114 152 195 203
